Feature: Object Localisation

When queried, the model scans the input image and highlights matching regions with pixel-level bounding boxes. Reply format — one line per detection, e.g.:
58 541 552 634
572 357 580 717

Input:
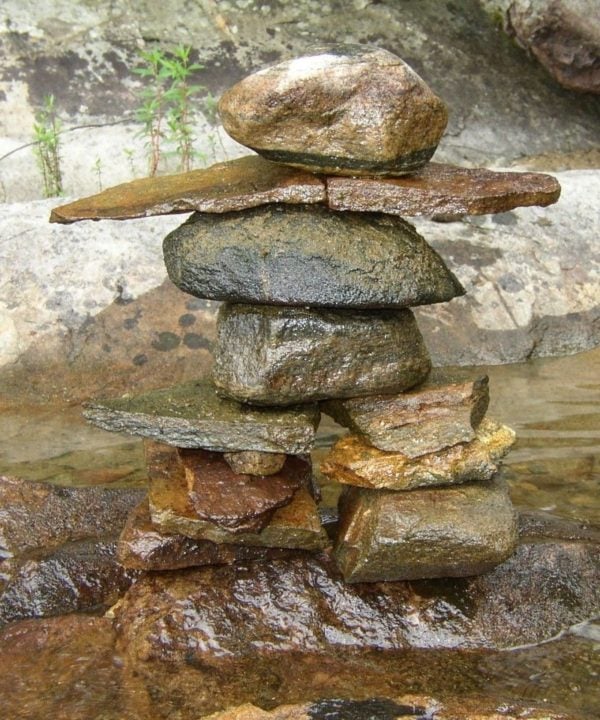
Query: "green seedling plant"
33 94 63 197
134 45 205 175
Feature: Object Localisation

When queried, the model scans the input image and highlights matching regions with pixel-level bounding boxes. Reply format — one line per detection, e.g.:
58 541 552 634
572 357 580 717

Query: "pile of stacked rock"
53 45 561 583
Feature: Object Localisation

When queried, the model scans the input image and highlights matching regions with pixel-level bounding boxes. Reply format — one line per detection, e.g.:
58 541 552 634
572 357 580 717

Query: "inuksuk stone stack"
55 45 561 583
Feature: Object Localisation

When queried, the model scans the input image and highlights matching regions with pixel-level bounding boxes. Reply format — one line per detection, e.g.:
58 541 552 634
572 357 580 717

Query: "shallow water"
0 348 598 718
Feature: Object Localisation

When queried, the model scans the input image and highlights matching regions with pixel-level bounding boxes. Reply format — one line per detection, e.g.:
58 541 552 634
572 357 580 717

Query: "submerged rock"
321 368 490 456
118 500 303 571
320 419 515 490
326 162 561 217
148 454 327 550
224 451 287 476
115 520 599 661
334 477 518 582
49 155 326 223
84 377 320 454
164 205 464 308
0 475 143 627
213 305 431 406
218 45 448 176
146 441 310 533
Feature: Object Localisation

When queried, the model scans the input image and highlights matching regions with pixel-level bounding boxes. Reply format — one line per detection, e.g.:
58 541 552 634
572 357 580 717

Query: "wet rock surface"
224 450 287 476
213 305 431 406
148 458 327 549
146 441 310 533
334 477 518 582
321 420 515 490
118 500 303 571
164 204 464 308
115 519 599 660
0 475 143 626
84 377 320 454
327 163 561 217
507 0 600 94
322 368 489 456
218 45 448 177
50 156 326 223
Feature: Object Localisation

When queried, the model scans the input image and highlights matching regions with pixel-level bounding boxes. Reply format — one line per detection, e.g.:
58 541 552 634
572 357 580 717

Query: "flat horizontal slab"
327 162 561 216
83 377 320 454
50 156 560 223
49 155 325 223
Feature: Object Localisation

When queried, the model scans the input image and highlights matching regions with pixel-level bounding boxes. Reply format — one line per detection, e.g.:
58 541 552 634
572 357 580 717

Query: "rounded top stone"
218 44 449 177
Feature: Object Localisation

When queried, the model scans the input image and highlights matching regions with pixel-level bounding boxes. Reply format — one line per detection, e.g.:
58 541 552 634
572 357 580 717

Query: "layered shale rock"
334 478 518 582
163 204 464 308
213 304 431 406
320 419 515 490
84 377 320 454
321 368 490 456
218 45 448 176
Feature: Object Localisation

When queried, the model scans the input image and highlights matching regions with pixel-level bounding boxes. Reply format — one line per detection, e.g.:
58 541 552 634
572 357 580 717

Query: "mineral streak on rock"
117 500 304 571
163 204 465 308
321 368 490 457
148 449 328 549
218 44 448 177
83 377 320 454
320 419 515 491
213 304 431 406
224 450 287 476
49 155 326 223
145 440 310 533
334 477 519 582
326 163 561 216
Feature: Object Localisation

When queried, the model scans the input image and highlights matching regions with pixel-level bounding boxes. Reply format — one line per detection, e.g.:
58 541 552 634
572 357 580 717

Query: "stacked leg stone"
56 44 562 581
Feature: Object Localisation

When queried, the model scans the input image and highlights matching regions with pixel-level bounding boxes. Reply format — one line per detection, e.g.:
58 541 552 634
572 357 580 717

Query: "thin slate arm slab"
49 155 326 223
83 378 320 454
326 162 561 216
49 156 560 224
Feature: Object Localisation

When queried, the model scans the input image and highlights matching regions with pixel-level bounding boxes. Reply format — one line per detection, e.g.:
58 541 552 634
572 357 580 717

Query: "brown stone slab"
49 155 326 223
148 447 328 550
117 500 303 571
320 419 516 491
145 440 310 534
321 367 490 457
326 162 561 216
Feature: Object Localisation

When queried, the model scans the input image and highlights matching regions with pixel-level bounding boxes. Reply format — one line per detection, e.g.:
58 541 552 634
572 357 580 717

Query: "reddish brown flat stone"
326 162 561 216
49 155 325 223
146 441 311 534
117 500 303 570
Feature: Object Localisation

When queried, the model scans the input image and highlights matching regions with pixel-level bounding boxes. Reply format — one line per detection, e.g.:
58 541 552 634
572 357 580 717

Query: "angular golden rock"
320 419 516 491
327 162 561 216
49 155 325 223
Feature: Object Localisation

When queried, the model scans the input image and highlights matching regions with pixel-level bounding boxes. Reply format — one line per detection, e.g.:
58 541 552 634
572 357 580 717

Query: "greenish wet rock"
163 205 464 308
322 368 490 457
83 377 320 454
213 304 431 406
335 478 518 582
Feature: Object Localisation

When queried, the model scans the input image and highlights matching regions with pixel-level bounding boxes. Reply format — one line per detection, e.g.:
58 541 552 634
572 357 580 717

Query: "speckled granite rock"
50 155 325 223
84 377 320 454
145 441 310 534
218 45 448 176
327 163 561 217
213 305 431 406
320 419 515 490
334 477 518 582
223 451 287 476
164 205 464 308
322 368 489 456
117 500 303 571
148 451 327 550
